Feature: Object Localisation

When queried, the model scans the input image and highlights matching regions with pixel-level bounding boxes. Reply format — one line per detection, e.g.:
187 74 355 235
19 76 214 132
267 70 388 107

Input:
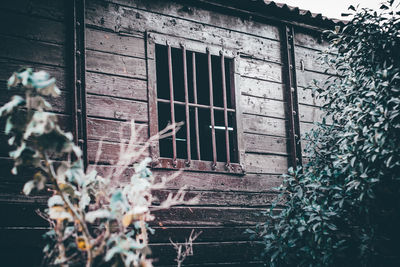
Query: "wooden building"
0 0 339 266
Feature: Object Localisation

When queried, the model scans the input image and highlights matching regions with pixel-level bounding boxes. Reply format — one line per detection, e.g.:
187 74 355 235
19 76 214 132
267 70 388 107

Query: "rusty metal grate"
147 35 244 174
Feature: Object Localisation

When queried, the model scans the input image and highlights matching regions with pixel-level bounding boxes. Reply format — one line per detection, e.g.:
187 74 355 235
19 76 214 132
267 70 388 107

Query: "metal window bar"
167 44 177 165
181 45 191 165
192 52 201 160
157 98 235 112
220 52 230 165
154 43 241 171
207 48 217 168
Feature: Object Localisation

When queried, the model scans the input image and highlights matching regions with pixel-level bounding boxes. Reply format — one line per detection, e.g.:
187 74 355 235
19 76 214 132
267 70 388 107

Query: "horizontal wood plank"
87 117 148 142
0 202 269 227
0 9 65 45
94 167 283 193
87 140 149 164
239 58 282 83
300 121 317 136
0 187 276 208
243 114 287 137
86 27 146 58
295 45 334 75
0 226 257 248
0 58 67 91
0 35 65 67
152 171 284 193
294 30 329 51
151 225 260 243
86 94 148 122
86 50 147 79
151 241 262 265
296 69 333 89
244 133 287 155
154 189 276 207
86 71 147 101
297 86 324 107
241 95 286 119
0 0 67 21
299 104 324 123
240 77 284 101
245 153 288 174
154 206 268 226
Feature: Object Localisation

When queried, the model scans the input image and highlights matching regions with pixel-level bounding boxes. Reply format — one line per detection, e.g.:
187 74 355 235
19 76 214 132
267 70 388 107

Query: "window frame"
146 32 245 174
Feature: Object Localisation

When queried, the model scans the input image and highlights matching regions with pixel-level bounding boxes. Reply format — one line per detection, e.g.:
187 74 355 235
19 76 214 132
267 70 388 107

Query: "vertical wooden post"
71 0 88 168
283 25 302 170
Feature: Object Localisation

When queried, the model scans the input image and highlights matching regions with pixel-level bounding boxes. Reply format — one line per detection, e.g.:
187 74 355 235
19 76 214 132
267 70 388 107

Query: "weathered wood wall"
0 0 71 266
294 28 333 159
0 0 331 266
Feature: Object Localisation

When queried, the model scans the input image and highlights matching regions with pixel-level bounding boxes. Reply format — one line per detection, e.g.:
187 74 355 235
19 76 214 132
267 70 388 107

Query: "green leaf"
48 195 64 207
326 223 338 231
48 206 73 221
350 157 356 167
105 246 123 262
0 96 25 117
5 116 13 135
7 136 15 146
7 73 18 88
9 143 26 159
23 112 51 139
23 180 35 195
85 209 111 223
79 192 90 210
17 68 32 87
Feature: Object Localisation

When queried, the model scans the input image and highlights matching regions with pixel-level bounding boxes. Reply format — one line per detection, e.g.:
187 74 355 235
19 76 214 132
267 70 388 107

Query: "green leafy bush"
255 2 400 266
1 68 197 267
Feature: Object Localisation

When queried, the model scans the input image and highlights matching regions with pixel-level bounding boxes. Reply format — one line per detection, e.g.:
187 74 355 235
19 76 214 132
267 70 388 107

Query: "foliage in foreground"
1 68 197 266
254 2 400 266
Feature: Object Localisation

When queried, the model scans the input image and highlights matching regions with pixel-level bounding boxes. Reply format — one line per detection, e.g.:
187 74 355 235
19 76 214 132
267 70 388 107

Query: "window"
147 33 244 173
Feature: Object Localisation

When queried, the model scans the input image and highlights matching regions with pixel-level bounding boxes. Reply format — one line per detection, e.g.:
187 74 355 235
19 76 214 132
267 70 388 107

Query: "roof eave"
188 0 346 32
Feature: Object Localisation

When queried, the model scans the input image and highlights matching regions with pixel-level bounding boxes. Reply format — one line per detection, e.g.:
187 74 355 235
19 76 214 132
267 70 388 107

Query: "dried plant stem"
4 69 200 267
170 230 202 267
45 155 93 267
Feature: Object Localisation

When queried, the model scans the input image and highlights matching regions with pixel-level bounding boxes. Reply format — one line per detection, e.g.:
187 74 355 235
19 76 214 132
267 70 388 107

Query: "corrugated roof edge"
263 0 347 26
191 0 348 30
